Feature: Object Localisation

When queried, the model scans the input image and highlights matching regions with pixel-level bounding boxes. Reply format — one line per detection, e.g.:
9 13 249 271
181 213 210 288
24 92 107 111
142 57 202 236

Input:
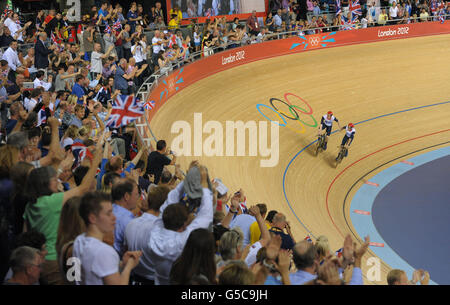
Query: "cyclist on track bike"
339 123 356 158
318 111 342 150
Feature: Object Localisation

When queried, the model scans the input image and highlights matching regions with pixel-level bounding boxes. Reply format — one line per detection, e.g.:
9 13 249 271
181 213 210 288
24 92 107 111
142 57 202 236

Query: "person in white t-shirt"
390 1 399 22
7 13 32 43
73 191 142 285
33 70 52 91
256 27 268 43
24 88 42 113
90 43 114 78
151 30 168 68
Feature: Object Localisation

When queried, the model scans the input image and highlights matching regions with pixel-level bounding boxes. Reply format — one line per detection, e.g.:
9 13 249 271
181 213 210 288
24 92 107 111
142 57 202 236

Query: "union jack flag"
104 24 112 34
438 9 446 23
349 0 362 20
112 19 122 32
335 0 341 16
304 236 313 243
37 106 46 127
335 248 343 258
143 100 156 110
341 15 356 30
106 95 144 128
51 32 64 51
71 142 93 168
431 0 438 13
1 3 12 19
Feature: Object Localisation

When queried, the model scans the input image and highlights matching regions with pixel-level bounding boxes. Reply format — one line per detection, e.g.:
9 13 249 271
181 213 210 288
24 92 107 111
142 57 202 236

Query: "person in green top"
23 118 105 285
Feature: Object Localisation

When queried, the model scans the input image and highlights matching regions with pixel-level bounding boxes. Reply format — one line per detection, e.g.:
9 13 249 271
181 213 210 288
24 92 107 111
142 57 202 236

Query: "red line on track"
325 129 450 238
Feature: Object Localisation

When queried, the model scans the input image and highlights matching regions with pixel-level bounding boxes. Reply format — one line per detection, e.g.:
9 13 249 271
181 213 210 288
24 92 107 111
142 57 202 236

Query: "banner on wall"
145 21 450 122
171 0 266 18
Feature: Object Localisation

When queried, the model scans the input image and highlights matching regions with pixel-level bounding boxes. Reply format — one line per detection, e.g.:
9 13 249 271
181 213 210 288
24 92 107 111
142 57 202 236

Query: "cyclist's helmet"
348 123 354 128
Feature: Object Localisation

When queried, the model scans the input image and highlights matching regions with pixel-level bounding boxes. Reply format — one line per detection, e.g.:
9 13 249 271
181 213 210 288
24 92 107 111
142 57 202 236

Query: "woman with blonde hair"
60 125 79 150
77 126 92 142
59 94 78 128
315 235 332 265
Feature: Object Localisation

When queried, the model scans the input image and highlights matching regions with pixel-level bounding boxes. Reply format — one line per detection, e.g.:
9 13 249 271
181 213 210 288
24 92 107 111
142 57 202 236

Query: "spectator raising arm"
62 131 106 204
221 192 241 228
248 205 270 247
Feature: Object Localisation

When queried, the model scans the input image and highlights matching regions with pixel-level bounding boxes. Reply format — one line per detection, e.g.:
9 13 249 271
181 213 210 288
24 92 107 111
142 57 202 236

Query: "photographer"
145 140 177 185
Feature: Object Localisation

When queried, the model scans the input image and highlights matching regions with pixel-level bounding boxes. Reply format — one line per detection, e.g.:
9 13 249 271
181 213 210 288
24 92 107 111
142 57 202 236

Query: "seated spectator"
168 14 180 30
73 191 142 285
378 9 389 25
419 8 430 22
2 40 24 74
4 246 42 285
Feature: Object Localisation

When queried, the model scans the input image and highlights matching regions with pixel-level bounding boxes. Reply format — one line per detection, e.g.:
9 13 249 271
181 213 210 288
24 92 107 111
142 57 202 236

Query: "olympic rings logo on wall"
309 37 320 46
256 93 318 134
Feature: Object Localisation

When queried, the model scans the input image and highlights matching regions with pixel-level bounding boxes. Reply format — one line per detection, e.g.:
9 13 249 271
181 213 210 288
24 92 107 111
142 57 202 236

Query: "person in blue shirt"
98 1 109 25
71 75 87 104
126 3 140 34
96 141 145 190
111 179 141 256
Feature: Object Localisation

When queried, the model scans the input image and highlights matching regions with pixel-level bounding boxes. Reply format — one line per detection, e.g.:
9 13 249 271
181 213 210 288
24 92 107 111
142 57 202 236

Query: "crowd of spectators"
0 0 438 286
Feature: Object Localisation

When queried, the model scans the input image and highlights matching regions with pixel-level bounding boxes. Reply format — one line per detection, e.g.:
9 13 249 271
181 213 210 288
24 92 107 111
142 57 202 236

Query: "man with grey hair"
35 32 56 70
6 131 29 160
4 246 42 285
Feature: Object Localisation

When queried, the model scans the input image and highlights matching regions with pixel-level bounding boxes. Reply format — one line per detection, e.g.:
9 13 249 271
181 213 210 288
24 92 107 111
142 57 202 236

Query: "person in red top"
246 10 260 36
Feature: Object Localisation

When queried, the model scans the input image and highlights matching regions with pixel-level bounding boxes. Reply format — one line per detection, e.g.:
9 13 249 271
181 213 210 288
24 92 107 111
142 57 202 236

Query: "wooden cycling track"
148 34 450 284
